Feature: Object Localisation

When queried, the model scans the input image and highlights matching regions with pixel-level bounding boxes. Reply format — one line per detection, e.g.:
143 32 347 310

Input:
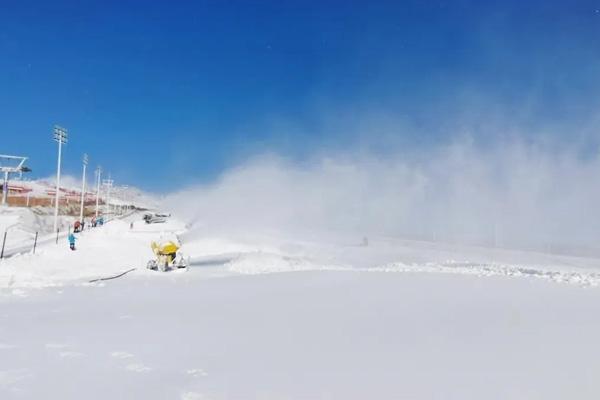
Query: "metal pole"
104 178 113 220
26 191 30 207
79 154 88 223
1 171 8 205
107 183 111 219
106 182 110 217
33 231 38 254
95 167 102 218
53 137 63 233
0 231 6 259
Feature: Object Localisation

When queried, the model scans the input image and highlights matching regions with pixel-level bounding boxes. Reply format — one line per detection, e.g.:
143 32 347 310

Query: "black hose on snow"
88 268 137 283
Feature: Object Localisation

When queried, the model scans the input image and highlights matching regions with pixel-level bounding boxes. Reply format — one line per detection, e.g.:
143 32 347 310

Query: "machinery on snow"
146 238 188 272
143 212 171 224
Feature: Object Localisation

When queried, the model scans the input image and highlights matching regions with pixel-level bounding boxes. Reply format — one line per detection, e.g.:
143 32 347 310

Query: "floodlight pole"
105 181 109 217
1 171 8 205
103 177 114 220
79 153 88 223
121 185 129 215
52 126 68 233
95 166 102 218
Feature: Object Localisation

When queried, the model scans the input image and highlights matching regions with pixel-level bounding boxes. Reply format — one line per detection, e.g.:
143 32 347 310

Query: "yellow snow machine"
147 240 188 272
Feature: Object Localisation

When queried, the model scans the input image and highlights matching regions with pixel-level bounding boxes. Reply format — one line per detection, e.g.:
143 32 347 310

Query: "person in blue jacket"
68 233 77 251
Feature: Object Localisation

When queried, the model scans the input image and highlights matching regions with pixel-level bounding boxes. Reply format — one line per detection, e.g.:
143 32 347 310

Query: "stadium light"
120 185 129 214
52 125 68 233
95 166 102 218
79 153 88 223
102 176 114 219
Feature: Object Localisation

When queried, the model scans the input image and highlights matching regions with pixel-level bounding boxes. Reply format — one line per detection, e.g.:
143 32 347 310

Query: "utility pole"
52 126 68 233
95 166 102 218
79 153 88 223
121 185 129 215
103 176 114 219
2 171 8 205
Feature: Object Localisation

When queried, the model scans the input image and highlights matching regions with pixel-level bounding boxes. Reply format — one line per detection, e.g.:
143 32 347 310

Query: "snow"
0 207 75 253
0 211 600 398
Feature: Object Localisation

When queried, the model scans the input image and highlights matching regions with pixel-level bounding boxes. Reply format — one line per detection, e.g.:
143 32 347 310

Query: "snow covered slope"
0 213 600 399
0 214 185 290
0 207 76 253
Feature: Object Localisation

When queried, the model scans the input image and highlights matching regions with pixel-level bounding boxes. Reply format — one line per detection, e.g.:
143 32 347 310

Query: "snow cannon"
147 240 188 272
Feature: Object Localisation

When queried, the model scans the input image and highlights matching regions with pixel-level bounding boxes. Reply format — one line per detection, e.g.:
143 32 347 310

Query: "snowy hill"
0 210 599 398
0 207 76 251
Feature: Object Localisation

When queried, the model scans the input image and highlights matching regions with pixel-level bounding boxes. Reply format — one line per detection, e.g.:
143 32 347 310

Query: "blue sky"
1 0 600 190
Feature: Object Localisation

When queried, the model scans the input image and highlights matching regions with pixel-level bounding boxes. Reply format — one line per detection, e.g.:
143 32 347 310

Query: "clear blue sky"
1 0 600 190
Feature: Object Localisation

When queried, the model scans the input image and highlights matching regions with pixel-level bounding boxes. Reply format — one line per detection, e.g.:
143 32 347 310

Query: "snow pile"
0 211 20 234
373 261 600 287
0 207 74 248
224 251 341 275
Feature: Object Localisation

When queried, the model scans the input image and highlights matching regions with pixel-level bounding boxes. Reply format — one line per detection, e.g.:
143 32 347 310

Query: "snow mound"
0 207 74 244
372 261 600 287
225 251 342 275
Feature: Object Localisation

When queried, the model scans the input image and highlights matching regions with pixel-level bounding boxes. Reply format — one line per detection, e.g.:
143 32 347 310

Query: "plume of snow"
165 138 600 256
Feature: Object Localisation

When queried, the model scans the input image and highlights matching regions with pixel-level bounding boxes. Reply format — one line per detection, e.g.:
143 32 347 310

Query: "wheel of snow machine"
146 260 158 271
174 255 188 269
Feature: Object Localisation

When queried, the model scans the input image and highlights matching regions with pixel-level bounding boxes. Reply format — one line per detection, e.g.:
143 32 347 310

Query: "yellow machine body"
151 241 180 256
147 237 187 272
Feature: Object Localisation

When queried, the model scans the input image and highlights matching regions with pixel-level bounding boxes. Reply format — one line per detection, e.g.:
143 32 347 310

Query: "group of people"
68 215 105 251
73 220 85 233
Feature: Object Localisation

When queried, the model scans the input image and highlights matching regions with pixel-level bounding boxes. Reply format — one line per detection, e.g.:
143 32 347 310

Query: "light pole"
121 185 129 215
1 171 8 205
95 166 102 218
79 153 88 223
52 126 68 233
103 177 114 220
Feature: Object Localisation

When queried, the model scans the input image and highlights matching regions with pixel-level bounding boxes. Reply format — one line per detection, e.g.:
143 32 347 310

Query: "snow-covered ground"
0 212 600 398
0 207 76 254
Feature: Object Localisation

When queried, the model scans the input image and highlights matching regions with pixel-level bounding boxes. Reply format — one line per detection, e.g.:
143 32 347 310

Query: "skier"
74 221 81 233
68 233 77 251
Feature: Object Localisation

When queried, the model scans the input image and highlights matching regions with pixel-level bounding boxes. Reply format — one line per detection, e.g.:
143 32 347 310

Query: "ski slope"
0 213 600 399
0 207 77 255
